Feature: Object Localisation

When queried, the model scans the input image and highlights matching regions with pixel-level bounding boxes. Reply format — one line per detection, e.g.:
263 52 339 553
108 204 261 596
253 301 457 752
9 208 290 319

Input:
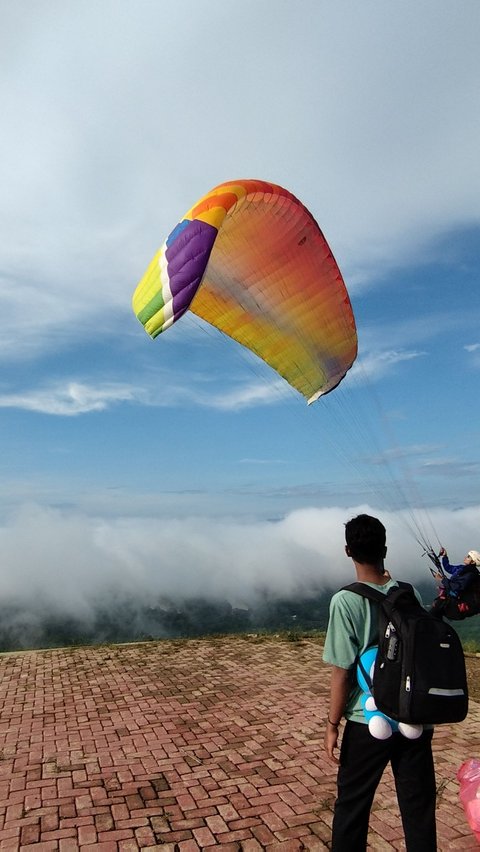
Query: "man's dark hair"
345 514 386 564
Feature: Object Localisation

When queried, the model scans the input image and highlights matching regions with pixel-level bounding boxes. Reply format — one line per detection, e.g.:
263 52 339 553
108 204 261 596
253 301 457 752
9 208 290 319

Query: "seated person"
437 548 480 596
431 548 480 615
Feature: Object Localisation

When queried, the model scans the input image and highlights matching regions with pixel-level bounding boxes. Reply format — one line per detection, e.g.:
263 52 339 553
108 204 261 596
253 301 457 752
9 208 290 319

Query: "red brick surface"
0 636 478 849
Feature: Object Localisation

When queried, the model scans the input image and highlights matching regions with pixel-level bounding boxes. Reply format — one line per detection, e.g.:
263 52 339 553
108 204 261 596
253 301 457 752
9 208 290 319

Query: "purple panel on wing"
165 220 218 319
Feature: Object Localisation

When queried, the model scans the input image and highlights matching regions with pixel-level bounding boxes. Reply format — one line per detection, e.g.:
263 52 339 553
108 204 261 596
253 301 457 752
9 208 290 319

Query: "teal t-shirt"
322 579 423 723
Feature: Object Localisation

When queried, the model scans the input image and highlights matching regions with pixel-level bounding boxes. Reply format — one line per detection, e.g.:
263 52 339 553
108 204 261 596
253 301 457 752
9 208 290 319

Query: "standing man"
323 514 437 851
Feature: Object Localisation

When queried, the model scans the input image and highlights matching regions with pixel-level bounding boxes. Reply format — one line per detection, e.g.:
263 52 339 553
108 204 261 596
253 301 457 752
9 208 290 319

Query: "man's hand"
324 721 340 764
324 665 351 763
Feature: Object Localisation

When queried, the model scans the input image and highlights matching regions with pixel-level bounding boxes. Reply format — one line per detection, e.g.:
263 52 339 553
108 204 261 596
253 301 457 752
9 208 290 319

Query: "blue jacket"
441 556 478 594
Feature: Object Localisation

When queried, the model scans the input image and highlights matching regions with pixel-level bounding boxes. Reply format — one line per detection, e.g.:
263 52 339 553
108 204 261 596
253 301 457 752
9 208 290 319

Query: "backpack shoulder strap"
341 580 413 601
342 582 385 602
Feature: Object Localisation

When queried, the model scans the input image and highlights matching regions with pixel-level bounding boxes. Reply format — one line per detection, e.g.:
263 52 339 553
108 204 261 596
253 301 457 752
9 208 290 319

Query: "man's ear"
384 546 388 557
345 545 351 557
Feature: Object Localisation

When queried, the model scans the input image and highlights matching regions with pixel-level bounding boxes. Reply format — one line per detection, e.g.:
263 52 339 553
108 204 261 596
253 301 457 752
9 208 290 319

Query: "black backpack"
343 581 469 725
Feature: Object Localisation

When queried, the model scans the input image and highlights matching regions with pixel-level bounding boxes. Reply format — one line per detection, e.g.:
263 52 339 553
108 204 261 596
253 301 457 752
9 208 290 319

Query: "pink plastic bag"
458 759 480 843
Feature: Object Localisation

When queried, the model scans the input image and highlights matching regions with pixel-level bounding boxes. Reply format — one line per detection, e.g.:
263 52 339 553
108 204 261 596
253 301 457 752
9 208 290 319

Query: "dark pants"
331 721 437 851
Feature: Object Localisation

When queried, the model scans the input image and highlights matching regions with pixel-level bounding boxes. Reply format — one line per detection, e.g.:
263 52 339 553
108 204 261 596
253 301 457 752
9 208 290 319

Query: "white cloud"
419 459 480 479
349 349 425 382
0 370 295 416
0 381 139 415
465 343 480 352
169 376 296 411
197 380 292 411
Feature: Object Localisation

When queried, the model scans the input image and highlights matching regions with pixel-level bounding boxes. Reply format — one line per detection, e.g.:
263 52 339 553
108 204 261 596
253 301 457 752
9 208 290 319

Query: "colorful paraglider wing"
132 179 357 403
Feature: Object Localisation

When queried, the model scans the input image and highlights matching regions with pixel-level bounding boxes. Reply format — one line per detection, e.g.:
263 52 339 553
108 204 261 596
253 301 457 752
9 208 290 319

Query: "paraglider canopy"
132 179 357 403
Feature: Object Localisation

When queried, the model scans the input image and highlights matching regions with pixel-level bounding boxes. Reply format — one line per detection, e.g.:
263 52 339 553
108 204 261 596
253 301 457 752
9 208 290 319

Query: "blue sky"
1 0 479 611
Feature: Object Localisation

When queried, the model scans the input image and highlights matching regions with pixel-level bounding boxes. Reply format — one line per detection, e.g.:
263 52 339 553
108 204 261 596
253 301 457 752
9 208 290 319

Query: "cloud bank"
1 502 479 619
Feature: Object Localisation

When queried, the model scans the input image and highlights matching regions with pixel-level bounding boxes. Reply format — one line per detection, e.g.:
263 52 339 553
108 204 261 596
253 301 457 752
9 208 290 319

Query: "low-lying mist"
0 502 478 650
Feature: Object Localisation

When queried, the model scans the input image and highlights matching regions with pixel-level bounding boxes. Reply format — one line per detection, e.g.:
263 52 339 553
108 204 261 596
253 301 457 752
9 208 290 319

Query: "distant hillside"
0 588 332 651
0 581 478 652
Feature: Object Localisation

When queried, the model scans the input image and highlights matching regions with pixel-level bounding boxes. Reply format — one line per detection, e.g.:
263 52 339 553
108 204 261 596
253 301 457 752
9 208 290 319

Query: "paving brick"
214 829 252 844
190 820 217 844
58 839 80 851
300 838 326 851
77 823 97 845
216 804 239 822
134 825 155 846
117 842 139 852
156 829 193 843
94 812 114 832
20 823 40 845
251 822 277 845
98 830 136 842
204 814 229 835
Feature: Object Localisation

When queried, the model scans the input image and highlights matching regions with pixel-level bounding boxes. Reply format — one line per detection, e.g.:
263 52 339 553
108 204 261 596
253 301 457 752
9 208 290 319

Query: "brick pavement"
0 635 478 850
